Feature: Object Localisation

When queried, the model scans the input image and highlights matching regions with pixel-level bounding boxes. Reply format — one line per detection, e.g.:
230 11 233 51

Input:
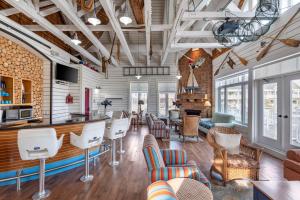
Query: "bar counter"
0 113 109 185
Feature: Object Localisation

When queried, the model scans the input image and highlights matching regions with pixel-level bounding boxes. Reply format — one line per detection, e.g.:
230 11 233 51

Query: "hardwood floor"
0 126 284 200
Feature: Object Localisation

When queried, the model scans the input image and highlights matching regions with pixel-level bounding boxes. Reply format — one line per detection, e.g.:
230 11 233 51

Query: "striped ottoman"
147 178 213 200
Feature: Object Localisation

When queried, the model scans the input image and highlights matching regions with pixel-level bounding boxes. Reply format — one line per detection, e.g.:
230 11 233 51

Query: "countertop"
0 113 109 130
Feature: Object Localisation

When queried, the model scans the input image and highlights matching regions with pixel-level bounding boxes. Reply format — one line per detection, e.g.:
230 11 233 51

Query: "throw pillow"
214 132 242 154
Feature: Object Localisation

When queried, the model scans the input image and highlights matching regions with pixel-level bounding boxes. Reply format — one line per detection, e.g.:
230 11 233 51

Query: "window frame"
158 92 176 117
129 82 148 113
216 73 249 125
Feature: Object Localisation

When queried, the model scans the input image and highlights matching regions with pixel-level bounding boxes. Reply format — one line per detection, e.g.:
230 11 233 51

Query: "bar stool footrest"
80 175 94 182
32 189 51 200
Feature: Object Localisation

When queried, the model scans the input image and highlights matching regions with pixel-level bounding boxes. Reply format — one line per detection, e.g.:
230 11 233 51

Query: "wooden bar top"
252 181 300 200
0 114 109 172
0 113 108 130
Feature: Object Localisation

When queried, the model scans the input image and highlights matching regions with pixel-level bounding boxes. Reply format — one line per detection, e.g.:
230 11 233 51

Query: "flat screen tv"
56 63 78 83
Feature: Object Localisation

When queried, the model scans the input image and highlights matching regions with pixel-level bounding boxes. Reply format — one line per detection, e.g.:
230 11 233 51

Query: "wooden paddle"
256 8 300 61
214 52 230 76
232 50 248 66
227 56 236 69
262 36 300 47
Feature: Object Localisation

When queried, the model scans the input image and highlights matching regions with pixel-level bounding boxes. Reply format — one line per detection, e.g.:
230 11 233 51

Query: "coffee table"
252 181 300 200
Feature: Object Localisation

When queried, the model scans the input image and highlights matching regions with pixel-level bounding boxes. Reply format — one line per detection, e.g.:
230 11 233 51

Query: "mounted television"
56 63 78 83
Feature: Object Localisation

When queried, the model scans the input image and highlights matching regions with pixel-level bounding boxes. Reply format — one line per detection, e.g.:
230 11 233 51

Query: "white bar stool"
18 128 64 200
70 121 105 182
117 115 132 154
105 118 129 166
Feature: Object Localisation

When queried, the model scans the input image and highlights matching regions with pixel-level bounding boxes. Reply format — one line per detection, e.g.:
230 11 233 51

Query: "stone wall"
0 36 43 118
178 49 213 118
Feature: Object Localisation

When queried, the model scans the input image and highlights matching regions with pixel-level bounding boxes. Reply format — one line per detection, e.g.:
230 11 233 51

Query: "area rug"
169 128 203 143
211 180 253 200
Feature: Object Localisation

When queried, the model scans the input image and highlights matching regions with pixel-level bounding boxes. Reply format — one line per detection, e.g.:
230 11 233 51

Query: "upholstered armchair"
207 127 262 185
142 134 211 188
169 109 180 128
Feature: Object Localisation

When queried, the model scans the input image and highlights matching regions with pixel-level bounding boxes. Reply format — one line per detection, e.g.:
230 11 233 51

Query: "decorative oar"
262 36 300 47
257 8 300 61
232 50 248 66
214 52 230 76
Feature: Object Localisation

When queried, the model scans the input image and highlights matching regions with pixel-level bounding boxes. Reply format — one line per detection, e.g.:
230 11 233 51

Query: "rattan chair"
180 115 200 142
207 127 262 185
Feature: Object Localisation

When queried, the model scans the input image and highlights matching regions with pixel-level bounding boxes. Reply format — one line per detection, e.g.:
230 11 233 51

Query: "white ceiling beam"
99 0 135 66
179 0 209 31
40 6 60 17
3 0 101 65
0 13 80 63
51 0 118 66
182 11 256 20
0 0 53 16
176 31 214 38
22 24 170 32
171 43 227 50
161 0 188 65
144 0 152 66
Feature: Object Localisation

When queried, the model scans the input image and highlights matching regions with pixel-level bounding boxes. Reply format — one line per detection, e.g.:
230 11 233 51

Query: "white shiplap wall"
212 4 300 153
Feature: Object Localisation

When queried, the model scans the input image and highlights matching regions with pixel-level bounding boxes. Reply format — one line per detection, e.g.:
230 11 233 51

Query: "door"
85 88 90 115
257 78 282 149
285 74 300 148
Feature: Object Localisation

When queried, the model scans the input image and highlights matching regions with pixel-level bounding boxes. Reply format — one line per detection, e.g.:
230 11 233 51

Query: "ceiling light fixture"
135 74 142 80
71 33 81 45
176 74 182 80
120 0 132 25
88 0 101 26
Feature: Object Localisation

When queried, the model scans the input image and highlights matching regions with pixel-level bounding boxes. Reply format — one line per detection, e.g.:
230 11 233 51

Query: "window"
215 72 248 125
130 82 148 113
158 82 177 117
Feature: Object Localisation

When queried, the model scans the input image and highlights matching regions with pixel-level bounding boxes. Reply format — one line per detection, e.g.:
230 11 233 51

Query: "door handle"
278 115 282 118
284 115 288 119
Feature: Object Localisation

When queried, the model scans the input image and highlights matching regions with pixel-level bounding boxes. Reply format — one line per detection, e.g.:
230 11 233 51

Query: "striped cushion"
143 135 165 171
147 181 177 200
149 167 211 189
160 150 187 166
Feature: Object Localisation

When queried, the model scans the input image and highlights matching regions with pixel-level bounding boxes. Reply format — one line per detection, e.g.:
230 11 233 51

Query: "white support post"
99 0 135 66
161 0 188 66
3 0 100 65
144 0 152 66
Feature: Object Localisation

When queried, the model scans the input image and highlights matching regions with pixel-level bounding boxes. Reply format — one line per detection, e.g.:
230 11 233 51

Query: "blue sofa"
199 112 235 134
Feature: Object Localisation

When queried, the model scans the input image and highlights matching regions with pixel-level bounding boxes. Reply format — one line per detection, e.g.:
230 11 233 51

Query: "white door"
257 78 283 150
285 74 300 148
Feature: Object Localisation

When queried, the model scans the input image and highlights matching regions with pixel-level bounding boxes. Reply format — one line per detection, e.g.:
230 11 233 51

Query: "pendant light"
136 32 142 80
71 33 81 45
120 0 133 25
88 0 101 26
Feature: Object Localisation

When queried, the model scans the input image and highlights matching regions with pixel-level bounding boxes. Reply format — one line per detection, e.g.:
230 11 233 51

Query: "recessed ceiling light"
88 17 101 26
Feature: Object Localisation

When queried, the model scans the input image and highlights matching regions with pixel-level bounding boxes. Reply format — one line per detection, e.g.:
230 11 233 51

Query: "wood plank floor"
0 126 284 200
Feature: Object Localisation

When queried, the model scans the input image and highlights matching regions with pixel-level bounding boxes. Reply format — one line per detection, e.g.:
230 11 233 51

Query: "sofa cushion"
147 181 177 200
287 149 300 162
283 159 300 174
212 112 235 123
227 154 258 168
199 120 214 129
214 131 241 154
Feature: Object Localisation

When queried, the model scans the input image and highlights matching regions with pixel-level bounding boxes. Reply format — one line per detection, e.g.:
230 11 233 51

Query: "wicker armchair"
207 127 262 185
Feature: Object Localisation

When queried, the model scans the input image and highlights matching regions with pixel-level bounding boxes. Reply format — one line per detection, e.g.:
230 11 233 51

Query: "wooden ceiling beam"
100 0 135 66
51 0 118 66
3 0 101 65
0 0 53 16
129 0 144 24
